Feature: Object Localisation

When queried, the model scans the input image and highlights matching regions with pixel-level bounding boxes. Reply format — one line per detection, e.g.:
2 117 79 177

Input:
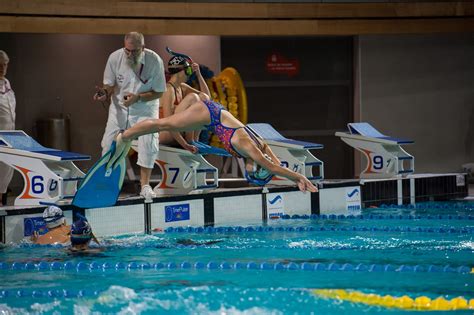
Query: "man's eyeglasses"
124 47 142 56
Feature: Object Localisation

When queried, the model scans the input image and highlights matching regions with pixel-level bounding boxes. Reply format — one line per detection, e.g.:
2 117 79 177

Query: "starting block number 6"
30 175 58 195
31 176 44 194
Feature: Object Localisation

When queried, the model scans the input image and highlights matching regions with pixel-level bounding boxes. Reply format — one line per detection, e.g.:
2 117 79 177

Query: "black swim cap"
168 56 190 74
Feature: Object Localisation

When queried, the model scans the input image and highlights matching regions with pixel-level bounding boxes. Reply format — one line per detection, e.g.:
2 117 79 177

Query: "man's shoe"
140 185 156 201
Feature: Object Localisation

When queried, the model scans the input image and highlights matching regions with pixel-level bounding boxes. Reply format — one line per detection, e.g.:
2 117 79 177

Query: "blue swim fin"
72 141 127 208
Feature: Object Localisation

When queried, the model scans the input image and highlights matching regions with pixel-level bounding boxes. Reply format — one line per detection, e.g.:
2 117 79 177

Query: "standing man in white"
93 32 166 200
0 50 15 206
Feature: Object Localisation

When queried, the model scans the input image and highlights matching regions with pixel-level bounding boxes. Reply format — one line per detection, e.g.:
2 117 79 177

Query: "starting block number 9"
372 155 384 170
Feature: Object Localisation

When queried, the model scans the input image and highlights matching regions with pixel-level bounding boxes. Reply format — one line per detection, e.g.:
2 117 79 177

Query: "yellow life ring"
217 67 248 124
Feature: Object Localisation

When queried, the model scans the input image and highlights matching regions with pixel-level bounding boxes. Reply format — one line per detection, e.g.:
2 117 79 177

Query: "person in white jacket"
0 50 15 206
93 32 166 200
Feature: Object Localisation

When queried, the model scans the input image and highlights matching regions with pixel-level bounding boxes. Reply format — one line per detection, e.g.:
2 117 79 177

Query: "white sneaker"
140 185 156 201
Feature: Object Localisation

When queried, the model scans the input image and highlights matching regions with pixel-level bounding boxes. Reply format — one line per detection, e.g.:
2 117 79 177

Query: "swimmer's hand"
296 174 318 193
183 143 198 154
30 231 39 243
191 63 200 75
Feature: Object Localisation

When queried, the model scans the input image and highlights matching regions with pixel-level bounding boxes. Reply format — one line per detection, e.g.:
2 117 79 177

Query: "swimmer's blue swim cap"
71 218 92 245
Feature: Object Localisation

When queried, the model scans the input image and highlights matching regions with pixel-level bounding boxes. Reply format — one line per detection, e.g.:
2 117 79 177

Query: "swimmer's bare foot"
106 132 132 170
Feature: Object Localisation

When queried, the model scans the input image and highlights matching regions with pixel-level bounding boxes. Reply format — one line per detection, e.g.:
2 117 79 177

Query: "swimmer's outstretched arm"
238 139 318 193
92 233 100 246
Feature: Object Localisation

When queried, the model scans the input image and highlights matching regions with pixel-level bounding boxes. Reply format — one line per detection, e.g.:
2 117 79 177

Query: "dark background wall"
221 36 354 179
359 33 474 174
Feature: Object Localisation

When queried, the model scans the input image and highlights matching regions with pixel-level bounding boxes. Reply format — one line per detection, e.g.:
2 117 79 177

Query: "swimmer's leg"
122 95 209 141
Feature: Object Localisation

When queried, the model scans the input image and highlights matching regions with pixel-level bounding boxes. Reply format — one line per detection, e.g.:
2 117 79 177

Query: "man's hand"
93 86 108 102
123 93 139 107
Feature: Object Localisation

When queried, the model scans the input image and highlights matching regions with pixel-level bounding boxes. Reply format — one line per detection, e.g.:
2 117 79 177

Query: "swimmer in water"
68 215 103 255
32 206 70 245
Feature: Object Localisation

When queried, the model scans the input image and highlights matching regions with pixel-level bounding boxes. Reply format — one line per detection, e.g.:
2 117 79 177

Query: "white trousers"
0 118 14 193
101 103 159 169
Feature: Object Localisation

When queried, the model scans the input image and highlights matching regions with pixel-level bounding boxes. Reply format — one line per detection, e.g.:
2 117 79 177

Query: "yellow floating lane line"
312 289 474 311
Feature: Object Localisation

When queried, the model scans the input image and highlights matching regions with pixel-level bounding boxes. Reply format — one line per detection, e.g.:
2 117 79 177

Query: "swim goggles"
168 65 193 76
244 154 274 186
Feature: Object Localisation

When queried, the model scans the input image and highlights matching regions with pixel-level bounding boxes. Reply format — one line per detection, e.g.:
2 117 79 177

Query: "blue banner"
24 217 48 237
165 204 190 222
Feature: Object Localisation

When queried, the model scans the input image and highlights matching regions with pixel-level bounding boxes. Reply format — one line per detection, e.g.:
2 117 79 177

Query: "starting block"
246 123 324 185
335 122 414 179
0 130 90 206
131 141 224 195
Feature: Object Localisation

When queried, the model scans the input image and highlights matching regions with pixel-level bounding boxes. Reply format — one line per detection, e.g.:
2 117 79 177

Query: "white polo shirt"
0 78 16 129
103 48 166 116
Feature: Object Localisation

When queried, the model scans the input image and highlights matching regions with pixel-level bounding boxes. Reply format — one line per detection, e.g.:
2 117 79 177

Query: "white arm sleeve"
103 53 116 86
151 55 166 93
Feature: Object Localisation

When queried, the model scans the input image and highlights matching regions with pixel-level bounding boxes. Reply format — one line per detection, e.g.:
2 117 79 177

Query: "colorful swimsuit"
203 100 261 158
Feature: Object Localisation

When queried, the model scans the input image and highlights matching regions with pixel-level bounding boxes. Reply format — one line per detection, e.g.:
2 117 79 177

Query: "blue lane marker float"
0 289 101 299
378 203 474 211
0 261 471 274
17 242 473 253
164 226 473 234
281 214 474 221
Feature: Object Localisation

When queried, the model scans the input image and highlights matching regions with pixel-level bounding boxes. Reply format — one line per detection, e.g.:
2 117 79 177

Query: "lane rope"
164 225 473 234
281 214 474 221
313 289 474 311
0 261 471 274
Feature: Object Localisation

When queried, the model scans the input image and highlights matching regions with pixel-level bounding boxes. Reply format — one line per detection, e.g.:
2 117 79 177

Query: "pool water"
0 202 473 314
